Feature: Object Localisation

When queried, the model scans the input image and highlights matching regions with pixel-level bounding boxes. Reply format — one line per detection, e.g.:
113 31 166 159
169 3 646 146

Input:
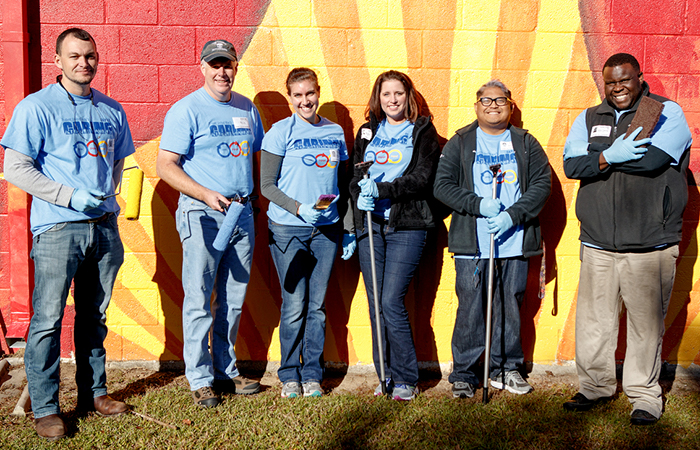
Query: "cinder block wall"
1 0 699 367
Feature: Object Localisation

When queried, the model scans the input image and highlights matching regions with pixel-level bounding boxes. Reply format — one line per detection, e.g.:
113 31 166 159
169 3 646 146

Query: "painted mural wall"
1 0 699 366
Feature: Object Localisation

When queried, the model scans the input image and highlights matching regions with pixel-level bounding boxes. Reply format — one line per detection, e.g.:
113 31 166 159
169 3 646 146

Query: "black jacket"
349 114 442 233
433 121 551 258
563 82 690 251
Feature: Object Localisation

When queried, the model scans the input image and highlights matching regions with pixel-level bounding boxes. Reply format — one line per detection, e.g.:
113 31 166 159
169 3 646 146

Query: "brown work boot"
93 395 129 417
214 376 261 395
35 414 66 441
192 386 220 408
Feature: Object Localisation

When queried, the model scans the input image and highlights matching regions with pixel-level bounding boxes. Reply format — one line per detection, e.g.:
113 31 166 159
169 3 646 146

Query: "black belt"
76 212 114 223
228 195 258 205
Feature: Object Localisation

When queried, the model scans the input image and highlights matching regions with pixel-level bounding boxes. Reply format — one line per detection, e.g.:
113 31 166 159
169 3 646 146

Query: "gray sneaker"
373 378 393 396
490 371 533 395
392 384 418 401
281 381 302 398
452 381 475 399
302 381 323 398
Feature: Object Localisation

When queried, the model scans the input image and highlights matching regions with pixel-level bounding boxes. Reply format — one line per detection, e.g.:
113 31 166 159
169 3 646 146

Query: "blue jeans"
357 218 426 386
449 257 528 386
25 215 124 419
177 195 255 391
268 221 341 383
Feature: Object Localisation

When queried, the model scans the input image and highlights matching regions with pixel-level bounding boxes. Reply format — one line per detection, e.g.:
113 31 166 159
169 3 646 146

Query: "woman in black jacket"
349 70 441 401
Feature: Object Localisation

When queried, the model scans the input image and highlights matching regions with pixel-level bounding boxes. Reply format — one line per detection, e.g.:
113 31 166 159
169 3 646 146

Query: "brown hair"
285 67 320 95
56 28 96 55
365 70 420 123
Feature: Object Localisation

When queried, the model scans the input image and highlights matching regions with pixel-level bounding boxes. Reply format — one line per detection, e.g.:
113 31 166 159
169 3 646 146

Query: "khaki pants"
575 244 678 419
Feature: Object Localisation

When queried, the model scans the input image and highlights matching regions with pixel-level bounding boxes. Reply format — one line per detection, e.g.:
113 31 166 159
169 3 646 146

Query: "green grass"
1 376 699 449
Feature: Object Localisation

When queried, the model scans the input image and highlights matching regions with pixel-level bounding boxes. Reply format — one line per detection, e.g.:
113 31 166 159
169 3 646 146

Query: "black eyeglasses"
477 97 510 106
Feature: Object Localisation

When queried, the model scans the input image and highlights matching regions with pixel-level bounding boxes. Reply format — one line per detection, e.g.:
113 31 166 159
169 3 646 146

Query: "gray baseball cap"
201 40 238 62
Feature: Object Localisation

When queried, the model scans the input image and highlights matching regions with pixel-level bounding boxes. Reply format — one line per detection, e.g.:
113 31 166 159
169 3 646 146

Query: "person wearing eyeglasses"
1 28 135 441
433 80 551 400
562 53 692 426
157 40 265 408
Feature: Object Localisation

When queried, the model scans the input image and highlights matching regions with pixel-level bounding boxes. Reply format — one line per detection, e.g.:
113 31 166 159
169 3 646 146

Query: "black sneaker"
630 409 658 426
563 393 612 412
192 386 220 408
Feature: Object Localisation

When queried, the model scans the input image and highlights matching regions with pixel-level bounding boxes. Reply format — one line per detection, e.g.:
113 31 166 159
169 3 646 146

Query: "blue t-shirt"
461 127 523 259
159 88 264 197
1 83 135 236
261 114 348 226
564 100 692 164
365 119 414 220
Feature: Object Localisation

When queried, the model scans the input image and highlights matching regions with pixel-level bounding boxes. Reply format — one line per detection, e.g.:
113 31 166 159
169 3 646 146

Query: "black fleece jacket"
433 121 551 258
349 114 442 234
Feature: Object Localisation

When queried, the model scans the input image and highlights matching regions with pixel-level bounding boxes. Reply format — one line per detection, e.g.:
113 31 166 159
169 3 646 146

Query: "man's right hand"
602 127 651 164
70 189 104 211
203 190 230 212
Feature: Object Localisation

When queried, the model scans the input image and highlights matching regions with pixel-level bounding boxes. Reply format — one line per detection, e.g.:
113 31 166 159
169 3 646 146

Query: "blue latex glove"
486 211 514 240
358 178 378 198
479 198 502 218
298 203 323 223
70 188 104 211
602 127 651 164
357 195 375 211
341 233 356 260
563 140 589 160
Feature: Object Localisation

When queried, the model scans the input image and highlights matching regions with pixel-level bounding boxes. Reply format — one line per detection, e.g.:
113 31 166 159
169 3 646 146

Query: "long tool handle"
365 174 387 396
482 165 500 404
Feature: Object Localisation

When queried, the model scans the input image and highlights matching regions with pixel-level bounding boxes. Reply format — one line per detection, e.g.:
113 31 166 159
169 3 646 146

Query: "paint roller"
99 166 144 220
124 168 144 220
213 200 245 251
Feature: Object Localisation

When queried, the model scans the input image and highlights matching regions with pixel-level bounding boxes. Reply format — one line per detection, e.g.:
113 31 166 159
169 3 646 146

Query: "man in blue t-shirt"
1 28 135 441
156 39 264 408
434 80 551 400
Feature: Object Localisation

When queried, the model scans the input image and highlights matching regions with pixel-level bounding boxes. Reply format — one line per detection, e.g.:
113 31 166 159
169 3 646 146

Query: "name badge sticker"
330 149 339 163
590 125 612 138
500 141 514 151
233 117 250 129
361 128 372 140
107 139 115 154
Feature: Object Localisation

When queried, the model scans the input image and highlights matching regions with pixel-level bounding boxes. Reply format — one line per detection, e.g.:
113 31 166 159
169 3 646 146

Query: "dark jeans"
357 218 426 386
449 257 528 386
268 221 341 384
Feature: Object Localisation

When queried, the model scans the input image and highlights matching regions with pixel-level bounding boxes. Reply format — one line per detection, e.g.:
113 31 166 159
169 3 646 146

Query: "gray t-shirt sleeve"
3 147 74 207
260 150 299 216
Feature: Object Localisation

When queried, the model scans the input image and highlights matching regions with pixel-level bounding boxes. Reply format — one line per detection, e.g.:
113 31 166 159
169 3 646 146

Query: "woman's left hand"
359 178 378 198
341 233 357 260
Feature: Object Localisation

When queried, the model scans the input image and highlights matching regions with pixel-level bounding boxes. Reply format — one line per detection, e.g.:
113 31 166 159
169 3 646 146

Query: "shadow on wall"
152 180 185 361
662 169 700 363
521 168 567 362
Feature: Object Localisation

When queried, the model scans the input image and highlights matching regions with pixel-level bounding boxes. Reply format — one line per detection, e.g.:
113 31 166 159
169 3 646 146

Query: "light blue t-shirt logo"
301 151 339 168
217 141 250 157
365 148 404 165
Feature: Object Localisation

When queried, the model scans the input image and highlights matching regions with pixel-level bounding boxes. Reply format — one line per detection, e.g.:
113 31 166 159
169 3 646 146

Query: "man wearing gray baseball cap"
157 39 265 407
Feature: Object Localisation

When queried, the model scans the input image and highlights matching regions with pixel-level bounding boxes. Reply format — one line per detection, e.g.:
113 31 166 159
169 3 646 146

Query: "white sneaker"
302 381 323 398
281 381 302 398
490 371 533 395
